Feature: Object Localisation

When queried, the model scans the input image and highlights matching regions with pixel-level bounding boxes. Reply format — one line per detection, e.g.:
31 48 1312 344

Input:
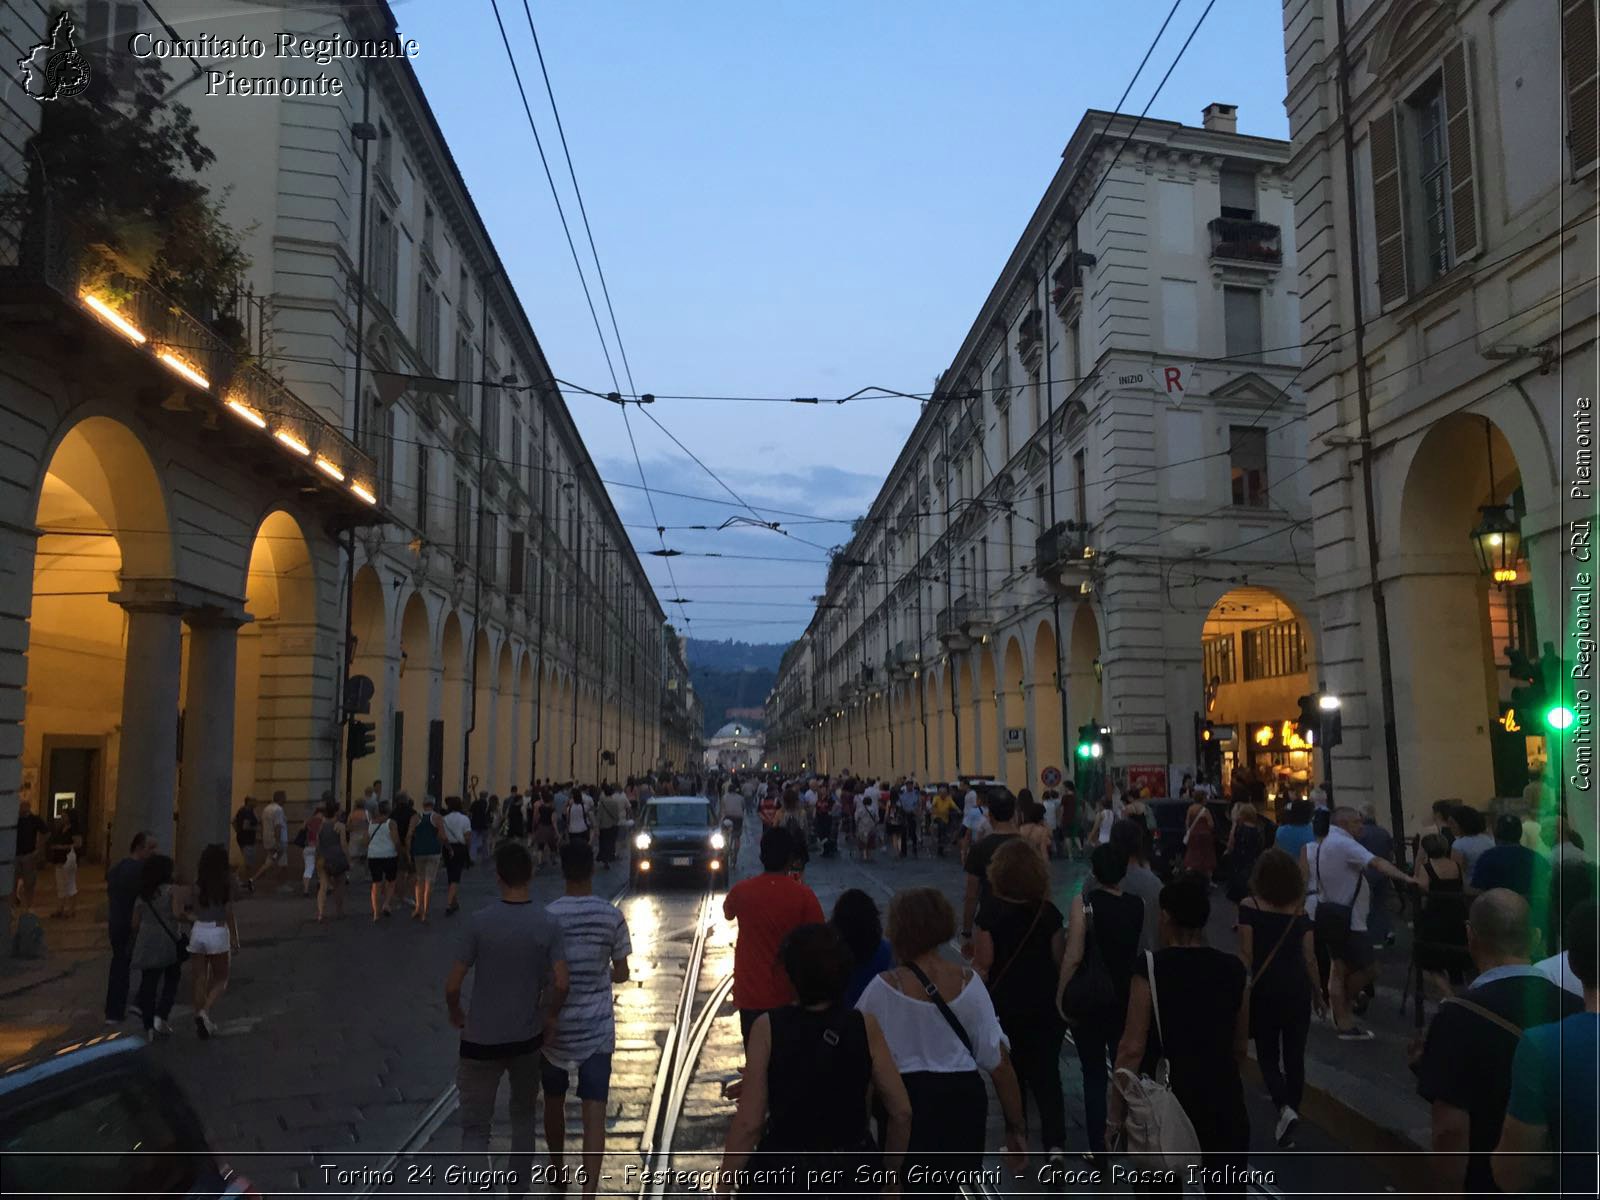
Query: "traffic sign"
1041 765 1063 788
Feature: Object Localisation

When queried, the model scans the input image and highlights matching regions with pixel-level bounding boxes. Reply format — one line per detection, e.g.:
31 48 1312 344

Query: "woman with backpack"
974 840 1067 1165
1110 873 1249 1194
315 799 350 922
129 852 183 1041
407 795 445 922
1056 844 1145 1161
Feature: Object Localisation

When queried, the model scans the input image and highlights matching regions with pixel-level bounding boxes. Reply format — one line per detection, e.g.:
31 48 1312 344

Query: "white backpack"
1111 951 1203 1175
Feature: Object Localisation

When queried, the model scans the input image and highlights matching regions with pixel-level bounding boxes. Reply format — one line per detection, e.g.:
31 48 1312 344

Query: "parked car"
0 1032 255 1197
631 796 727 888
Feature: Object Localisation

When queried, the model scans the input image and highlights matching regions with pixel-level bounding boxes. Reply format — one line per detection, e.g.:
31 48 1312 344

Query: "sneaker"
1275 1106 1299 1147
195 1014 210 1040
146 1028 159 1044
1336 1024 1375 1041
153 1016 171 1038
1353 986 1374 1016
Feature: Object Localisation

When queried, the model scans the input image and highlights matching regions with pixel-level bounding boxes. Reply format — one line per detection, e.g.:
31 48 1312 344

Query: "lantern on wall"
1469 418 1521 585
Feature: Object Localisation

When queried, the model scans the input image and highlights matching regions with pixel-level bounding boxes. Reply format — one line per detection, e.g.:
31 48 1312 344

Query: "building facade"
1282 0 1596 834
768 106 1319 800
153 0 680 806
0 0 690 895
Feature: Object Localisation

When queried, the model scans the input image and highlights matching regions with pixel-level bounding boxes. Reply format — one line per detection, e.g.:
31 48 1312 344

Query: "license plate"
671 856 692 867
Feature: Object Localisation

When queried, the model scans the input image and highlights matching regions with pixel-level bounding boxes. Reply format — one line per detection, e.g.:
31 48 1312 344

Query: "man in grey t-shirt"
446 842 568 1188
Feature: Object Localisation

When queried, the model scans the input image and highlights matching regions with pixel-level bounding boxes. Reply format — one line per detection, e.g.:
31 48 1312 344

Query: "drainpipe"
1043 232 1074 788
462 285 490 802
1336 0 1405 844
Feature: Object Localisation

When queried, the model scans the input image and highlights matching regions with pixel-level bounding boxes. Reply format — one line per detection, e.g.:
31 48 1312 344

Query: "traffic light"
1295 694 1318 745
1201 720 1223 778
1509 641 1572 735
1075 722 1105 760
346 718 375 761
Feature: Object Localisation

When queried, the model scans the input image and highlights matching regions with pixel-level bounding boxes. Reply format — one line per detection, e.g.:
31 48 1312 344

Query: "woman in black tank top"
721 925 910 1194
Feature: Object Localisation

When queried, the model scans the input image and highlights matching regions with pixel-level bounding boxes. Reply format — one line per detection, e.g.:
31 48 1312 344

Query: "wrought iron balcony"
0 192 382 515
936 604 969 647
1207 217 1282 266
1034 521 1096 591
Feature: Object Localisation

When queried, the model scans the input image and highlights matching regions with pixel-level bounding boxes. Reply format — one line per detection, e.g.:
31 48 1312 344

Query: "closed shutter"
1566 0 1599 175
1442 42 1481 261
1370 106 1409 306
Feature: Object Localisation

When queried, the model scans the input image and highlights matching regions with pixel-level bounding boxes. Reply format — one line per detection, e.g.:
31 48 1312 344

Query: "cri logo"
19 11 90 102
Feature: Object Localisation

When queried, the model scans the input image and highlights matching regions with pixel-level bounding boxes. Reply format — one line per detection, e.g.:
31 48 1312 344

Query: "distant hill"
685 638 789 672
685 639 791 737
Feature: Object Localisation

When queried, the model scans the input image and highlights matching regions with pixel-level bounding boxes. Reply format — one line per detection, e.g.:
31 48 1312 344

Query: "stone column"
111 599 184 859
178 611 244 875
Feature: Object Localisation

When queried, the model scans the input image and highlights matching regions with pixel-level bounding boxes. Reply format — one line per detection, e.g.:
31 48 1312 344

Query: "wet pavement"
3 832 1421 1196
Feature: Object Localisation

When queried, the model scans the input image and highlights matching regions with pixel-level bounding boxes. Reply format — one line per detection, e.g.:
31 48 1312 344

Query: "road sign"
1041 765 1063 788
1005 727 1025 751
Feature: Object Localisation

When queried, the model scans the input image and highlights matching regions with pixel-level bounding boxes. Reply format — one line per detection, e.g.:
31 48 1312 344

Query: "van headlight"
710 831 726 850
634 832 652 850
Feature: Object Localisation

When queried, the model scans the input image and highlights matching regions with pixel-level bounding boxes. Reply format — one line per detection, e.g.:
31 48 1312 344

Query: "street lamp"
1470 418 1521 585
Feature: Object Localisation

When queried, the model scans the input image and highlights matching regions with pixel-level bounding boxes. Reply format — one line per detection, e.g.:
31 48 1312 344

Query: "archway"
466 629 493 801
24 417 173 860
346 564 388 799
937 663 956 782
978 648 999 778
1200 586 1315 800
1396 413 1539 821
516 652 534 789
398 593 432 799
1002 637 1027 794
236 510 317 822
1031 621 1065 789
494 642 515 794
440 613 466 802
1067 604 1104 734
921 670 941 780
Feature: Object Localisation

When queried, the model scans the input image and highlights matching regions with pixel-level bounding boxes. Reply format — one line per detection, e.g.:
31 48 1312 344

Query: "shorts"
267 840 287 865
17 853 38 887
240 844 261 870
302 846 317 878
541 1051 613 1102
1335 932 1375 970
413 854 440 881
444 844 467 883
188 920 231 957
534 826 559 850
369 856 398 883
53 854 78 897
723 816 743 833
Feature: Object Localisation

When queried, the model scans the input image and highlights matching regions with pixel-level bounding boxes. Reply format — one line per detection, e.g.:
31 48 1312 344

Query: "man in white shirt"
254 790 289 885
1310 806 1415 1038
441 797 473 915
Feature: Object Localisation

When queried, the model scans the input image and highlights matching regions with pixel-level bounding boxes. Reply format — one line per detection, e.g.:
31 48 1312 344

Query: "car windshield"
647 803 709 828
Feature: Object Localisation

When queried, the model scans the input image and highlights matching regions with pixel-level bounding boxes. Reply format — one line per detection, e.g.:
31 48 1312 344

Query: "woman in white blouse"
857 887 1026 1191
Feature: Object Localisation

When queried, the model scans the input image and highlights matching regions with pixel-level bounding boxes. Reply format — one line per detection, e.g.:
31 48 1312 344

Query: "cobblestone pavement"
3 836 1424 1197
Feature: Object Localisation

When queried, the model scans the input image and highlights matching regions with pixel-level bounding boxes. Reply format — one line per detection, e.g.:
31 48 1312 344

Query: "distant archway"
347 564 388 798
24 417 173 859
1031 621 1064 785
440 613 466 801
1067 604 1104 734
1002 637 1027 794
398 593 432 798
978 649 999 777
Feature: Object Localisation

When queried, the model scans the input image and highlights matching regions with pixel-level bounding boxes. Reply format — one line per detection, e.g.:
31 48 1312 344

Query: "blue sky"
402 0 1291 642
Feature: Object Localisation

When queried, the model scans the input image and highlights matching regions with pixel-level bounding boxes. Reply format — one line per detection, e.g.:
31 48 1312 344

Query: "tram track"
354 877 635 1200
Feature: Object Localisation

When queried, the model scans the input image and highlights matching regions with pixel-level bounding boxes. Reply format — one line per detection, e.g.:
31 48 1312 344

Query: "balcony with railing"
1034 521 1096 591
1207 217 1282 267
0 192 383 518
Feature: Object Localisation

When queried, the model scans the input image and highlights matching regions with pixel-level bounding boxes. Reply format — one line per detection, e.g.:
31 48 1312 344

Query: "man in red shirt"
722 826 823 1043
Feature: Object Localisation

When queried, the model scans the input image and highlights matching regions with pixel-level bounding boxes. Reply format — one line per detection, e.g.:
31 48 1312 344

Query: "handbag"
988 900 1047 998
1060 897 1120 1028
1312 842 1363 949
1111 951 1202 1172
1247 907 1301 987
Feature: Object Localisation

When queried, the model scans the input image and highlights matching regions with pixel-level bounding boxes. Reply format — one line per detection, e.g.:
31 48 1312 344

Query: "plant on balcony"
25 54 252 346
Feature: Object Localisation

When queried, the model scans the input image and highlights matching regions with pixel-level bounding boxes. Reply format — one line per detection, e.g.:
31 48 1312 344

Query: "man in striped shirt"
542 840 631 1198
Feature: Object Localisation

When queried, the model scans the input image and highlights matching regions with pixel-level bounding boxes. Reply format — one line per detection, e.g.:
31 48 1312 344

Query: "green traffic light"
1076 743 1091 759
1546 705 1576 732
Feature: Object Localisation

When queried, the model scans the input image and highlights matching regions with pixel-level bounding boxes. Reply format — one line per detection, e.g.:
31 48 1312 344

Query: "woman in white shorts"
187 844 240 1039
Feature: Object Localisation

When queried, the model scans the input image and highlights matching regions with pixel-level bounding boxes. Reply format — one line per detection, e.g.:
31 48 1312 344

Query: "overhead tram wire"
488 0 691 627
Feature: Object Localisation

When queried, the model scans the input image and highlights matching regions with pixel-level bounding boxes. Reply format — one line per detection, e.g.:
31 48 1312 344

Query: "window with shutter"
508 531 525 596
1566 0 1599 175
1370 106 1409 305
1441 42 1480 260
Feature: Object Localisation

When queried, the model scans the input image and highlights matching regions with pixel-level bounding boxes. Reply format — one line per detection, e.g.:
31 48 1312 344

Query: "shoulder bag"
143 895 189 966
988 900 1047 998
901 961 977 1064
1247 907 1301 988
1060 897 1119 1028
1312 841 1363 950
1111 951 1202 1173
